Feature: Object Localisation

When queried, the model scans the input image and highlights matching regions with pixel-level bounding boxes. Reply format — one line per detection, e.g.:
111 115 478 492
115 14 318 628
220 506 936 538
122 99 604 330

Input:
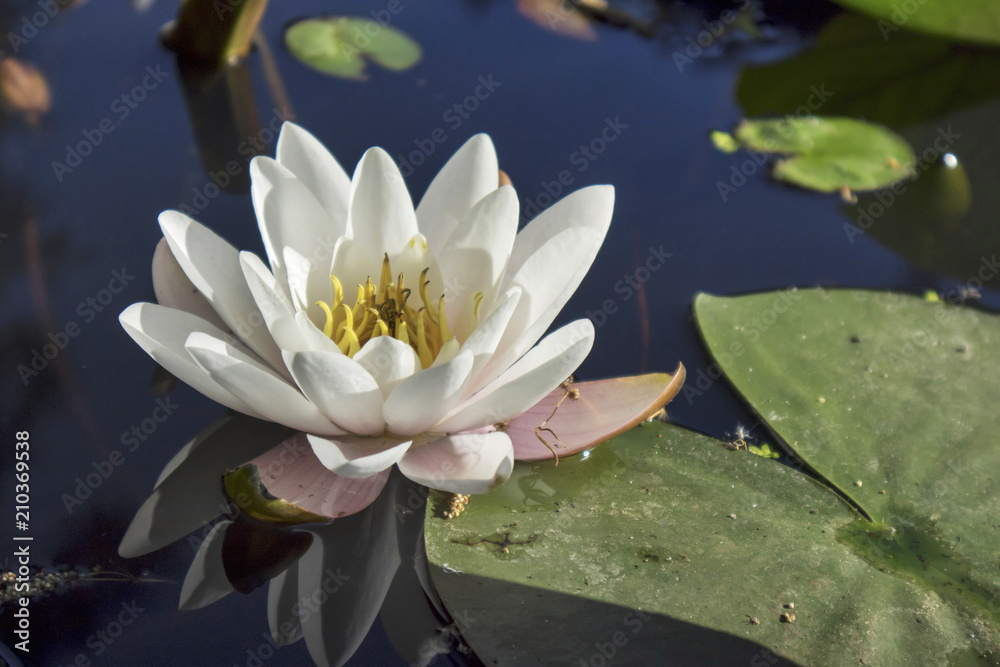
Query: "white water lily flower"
120 122 613 495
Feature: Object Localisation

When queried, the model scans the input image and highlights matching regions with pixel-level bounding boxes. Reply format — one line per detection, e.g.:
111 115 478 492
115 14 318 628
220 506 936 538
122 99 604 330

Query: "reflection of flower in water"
121 415 452 667
120 121 618 504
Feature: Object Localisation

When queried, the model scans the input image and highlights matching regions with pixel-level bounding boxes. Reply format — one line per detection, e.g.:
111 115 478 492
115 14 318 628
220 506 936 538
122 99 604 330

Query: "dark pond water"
2 0 999 664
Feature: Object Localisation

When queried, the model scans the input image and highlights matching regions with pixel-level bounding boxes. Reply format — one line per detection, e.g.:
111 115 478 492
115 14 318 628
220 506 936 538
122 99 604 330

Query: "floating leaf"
284 17 422 80
718 116 915 194
694 289 1000 634
737 14 1000 128
426 421 999 664
831 0 1000 46
506 369 686 461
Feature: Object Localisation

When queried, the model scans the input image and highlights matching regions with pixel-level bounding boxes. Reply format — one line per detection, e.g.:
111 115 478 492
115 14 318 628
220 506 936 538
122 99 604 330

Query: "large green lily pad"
284 17 422 80
694 290 1000 627
832 0 1000 46
737 14 1000 129
426 420 999 664
714 117 915 194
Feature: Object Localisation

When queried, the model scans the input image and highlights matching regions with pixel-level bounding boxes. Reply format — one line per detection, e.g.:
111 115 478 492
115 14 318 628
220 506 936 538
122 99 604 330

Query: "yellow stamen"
472 291 485 323
338 327 360 356
437 295 451 342
379 254 392 299
396 320 410 346
419 268 436 325
337 304 354 340
330 276 344 308
372 318 388 338
415 310 433 369
316 301 335 338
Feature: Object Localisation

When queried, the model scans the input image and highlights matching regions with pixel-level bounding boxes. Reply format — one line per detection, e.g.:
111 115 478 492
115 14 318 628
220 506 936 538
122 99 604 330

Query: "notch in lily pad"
712 116 916 198
284 16 422 80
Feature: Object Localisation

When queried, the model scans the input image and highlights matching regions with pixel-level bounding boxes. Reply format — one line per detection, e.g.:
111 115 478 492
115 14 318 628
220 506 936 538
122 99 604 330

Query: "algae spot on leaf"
284 17 422 80
714 116 915 194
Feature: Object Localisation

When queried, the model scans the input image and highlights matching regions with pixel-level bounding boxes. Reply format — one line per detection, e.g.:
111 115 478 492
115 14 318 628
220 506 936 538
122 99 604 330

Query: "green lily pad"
737 14 1000 129
426 421 999 664
831 0 1000 46
284 17 422 80
716 117 915 194
694 290 1000 635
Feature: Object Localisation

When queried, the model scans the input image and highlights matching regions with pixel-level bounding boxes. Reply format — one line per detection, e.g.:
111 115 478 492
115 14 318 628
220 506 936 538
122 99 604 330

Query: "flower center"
315 253 483 368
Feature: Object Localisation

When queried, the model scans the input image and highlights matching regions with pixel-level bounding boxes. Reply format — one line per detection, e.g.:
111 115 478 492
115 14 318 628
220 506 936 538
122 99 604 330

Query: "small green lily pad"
284 17 422 80
717 116 916 194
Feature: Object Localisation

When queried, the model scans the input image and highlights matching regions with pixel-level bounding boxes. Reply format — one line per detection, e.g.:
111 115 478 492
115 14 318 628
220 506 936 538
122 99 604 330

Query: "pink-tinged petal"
308 434 412 478
151 238 229 331
248 433 390 519
398 432 514 494
507 367 686 462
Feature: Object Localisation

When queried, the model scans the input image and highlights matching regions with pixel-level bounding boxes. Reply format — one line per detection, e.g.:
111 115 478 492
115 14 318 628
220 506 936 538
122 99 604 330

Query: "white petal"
283 245 325 318
293 311 342 352
179 520 234 610
437 185 519 341
398 432 514 494
276 122 351 229
353 336 421 398
239 251 296 346
416 134 499 252
504 184 614 279
185 331 345 436
328 235 379 303
392 233 442 313
119 302 265 418
384 350 474 436
458 287 520 388
285 350 385 435
307 434 411 478
439 319 594 433
482 227 604 389
250 156 341 295
158 210 285 371
348 147 417 255
151 238 229 331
